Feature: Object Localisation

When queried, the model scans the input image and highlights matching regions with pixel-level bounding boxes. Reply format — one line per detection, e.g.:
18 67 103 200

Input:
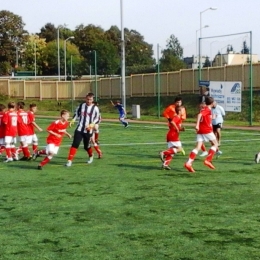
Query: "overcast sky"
1 0 259 60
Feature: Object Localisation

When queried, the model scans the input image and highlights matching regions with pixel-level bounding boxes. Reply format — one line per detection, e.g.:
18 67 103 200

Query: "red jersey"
46 119 69 146
17 109 31 136
0 111 5 138
27 111 35 135
2 110 17 137
197 106 213 134
166 115 182 142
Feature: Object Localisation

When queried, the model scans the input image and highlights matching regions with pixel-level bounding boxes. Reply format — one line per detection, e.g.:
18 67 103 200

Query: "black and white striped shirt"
72 103 100 133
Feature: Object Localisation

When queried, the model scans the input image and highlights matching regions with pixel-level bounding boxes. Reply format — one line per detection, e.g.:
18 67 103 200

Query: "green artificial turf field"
0 119 260 259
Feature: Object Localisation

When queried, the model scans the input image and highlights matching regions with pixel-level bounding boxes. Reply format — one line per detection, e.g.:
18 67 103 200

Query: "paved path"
36 115 260 131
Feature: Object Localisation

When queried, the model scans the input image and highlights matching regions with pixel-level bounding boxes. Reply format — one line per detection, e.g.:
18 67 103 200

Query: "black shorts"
71 130 93 150
213 123 222 131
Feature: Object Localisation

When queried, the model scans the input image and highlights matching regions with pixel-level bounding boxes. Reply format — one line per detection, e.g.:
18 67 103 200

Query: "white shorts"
0 138 5 146
5 136 16 144
167 141 182 148
27 134 38 144
196 133 216 142
19 135 30 143
46 143 59 155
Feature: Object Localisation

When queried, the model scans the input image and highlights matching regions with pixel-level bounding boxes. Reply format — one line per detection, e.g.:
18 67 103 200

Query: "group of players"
0 92 228 173
0 101 42 162
0 92 131 170
160 96 226 173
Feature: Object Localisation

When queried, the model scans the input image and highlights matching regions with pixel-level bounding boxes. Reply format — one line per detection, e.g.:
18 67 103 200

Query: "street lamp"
210 41 218 67
89 51 98 101
57 25 63 81
15 46 19 68
199 7 217 70
64 36 75 80
196 25 209 67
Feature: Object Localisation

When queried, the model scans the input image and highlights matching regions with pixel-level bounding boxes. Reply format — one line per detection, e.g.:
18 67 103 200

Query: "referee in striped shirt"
65 92 100 167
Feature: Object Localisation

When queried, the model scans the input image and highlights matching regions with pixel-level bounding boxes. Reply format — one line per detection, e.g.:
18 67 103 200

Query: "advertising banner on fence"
199 81 242 112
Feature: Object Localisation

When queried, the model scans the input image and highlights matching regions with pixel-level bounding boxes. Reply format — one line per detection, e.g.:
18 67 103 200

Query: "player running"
34 110 71 170
110 100 128 128
159 106 185 170
184 96 218 173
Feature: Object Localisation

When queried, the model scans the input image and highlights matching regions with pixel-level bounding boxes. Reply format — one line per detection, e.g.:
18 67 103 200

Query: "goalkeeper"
65 92 100 167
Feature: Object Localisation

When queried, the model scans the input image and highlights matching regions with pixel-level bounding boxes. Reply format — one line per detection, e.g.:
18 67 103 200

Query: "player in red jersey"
159 106 185 170
27 103 43 153
16 102 32 160
2 102 18 162
184 96 218 173
0 104 6 155
33 110 71 170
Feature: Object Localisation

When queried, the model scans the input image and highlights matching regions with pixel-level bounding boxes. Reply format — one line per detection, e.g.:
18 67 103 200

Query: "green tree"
0 10 27 74
160 34 186 72
124 29 155 75
203 56 211 67
22 35 47 75
92 40 120 76
38 23 56 43
241 41 249 54
41 40 82 76
166 34 183 59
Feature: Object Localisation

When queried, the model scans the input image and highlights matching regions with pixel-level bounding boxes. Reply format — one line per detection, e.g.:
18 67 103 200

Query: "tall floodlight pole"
64 36 75 80
120 0 126 109
34 41 37 79
249 31 253 126
157 44 161 118
94 50 97 101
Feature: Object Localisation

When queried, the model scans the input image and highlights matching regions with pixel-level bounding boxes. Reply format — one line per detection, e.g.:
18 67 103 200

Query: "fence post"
23 80 26 100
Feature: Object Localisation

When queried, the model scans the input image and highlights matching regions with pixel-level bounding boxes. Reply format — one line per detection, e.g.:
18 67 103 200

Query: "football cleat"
12 152 19 161
98 153 102 159
65 160 72 167
200 151 208 157
184 163 195 173
4 158 13 163
32 151 40 161
255 152 260 164
216 150 223 159
180 148 186 156
162 165 171 170
37 165 42 170
204 160 215 170
159 152 165 162
87 156 94 164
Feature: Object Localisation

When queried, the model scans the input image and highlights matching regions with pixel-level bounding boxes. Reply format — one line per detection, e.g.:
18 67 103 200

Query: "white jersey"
72 103 100 133
212 104 225 125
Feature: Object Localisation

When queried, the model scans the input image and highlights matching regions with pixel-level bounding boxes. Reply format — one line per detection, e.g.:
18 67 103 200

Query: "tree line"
0 10 186 77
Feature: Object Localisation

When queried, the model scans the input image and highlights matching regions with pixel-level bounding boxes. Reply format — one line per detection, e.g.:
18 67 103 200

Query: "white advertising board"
209 81 242 112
